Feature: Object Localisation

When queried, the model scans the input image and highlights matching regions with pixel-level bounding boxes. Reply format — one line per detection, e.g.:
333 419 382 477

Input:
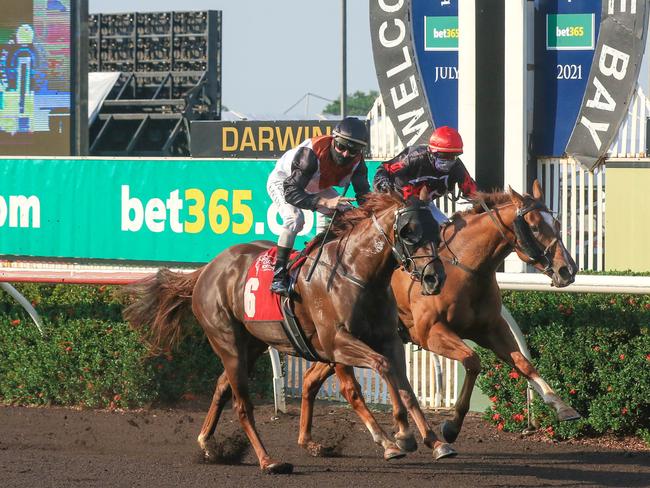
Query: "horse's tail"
122 267 204 354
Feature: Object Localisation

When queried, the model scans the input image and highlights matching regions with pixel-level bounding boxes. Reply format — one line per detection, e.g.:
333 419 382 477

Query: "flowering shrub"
477 289 650 444
0 284 272 408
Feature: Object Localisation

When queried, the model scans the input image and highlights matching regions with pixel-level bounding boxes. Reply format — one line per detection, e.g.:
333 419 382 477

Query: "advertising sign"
533 0 601 157
0 158 380 264
413 0 459 129
0 0 75 156
566 0 649 168
369 0 458 145
190 120 338 159
369 0 434 147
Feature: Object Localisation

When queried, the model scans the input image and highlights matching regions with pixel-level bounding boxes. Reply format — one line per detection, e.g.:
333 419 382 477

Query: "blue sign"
533 0 602 157
412 0 459 129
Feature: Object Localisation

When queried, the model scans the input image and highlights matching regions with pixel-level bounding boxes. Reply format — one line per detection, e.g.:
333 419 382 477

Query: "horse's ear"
508 185 525 207
532 179 544 201
419 185 431 202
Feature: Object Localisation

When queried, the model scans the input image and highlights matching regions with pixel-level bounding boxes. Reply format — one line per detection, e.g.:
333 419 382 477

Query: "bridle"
440 198 559 275
371 205 440 282
479 199 558 275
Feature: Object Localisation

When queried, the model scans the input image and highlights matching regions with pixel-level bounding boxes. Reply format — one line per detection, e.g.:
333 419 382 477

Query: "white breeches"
267 179 338 247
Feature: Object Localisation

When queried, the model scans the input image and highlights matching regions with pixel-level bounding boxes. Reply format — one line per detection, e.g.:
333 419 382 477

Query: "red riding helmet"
428 126 463 154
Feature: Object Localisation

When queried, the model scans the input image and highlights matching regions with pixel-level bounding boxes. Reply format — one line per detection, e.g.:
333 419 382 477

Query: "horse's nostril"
558 266 572 281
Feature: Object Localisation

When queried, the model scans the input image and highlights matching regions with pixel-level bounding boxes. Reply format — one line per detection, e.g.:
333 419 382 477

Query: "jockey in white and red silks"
266 117 370 296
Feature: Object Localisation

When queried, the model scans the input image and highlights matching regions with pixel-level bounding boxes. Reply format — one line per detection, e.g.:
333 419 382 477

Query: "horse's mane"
309 192 404 247
453 190 523 217
331 191 404 236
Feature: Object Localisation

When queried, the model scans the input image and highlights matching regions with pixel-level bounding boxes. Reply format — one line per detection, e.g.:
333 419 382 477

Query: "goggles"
334 139 364 156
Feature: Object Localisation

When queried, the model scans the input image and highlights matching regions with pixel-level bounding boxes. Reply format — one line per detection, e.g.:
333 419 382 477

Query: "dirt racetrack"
1 399 648 488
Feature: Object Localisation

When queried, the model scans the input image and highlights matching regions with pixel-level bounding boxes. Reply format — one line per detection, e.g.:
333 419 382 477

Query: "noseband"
371 206 439 282
480 200 558 274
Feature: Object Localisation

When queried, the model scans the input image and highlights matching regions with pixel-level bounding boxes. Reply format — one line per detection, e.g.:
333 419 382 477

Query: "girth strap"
280 297 323 362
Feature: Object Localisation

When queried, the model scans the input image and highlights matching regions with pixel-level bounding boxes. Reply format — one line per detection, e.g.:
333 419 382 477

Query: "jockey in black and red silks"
374 126 478 224
266 117 370 296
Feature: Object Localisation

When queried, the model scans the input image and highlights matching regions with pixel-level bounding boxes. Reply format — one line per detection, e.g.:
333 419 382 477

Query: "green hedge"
0 284 272 408
477 290 650 444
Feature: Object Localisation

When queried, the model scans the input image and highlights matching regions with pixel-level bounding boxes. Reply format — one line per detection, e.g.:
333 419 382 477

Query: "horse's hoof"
433 443 457 460
440 420 459 443
395 434 418 453
263 462 294 475
384 446 407 461
558 407 581 422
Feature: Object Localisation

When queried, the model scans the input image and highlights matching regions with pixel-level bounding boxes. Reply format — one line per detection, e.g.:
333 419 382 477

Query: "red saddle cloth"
243 247 302 321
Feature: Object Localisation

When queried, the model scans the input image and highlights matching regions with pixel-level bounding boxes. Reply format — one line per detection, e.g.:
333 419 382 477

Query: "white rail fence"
284 346 457 410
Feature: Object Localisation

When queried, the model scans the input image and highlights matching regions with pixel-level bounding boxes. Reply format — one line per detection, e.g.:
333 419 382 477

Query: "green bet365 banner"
0 158 379 264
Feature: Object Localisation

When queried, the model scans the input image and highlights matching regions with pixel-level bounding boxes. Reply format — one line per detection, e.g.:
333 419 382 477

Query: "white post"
503 0 529 273
458 0 476 177
268 348 286 414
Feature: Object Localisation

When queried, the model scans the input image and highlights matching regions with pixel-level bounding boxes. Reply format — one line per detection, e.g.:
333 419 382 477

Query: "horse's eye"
530 224 539 233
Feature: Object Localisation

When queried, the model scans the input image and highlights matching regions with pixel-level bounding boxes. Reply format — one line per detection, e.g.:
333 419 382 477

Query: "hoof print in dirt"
304 440 339 458
197 434 250 465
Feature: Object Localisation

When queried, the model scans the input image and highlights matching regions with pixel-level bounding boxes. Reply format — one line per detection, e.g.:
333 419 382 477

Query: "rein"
441 198 558 274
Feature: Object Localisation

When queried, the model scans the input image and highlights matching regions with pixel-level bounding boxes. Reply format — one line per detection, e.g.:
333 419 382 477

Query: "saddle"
244 245 323 362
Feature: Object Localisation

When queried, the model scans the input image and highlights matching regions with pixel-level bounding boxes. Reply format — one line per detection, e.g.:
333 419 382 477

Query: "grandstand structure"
87 10 222 156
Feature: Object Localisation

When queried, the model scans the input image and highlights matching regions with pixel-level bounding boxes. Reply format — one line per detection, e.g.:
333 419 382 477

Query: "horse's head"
508 180 577 287
391 187 446 295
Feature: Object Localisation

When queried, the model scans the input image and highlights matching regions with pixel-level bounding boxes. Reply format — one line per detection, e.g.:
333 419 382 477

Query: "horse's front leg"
299 361 404 459
422 321 482 443
477 315 581 422
379 335 457 460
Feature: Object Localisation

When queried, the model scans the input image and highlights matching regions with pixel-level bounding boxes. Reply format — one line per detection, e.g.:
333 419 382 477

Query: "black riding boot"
270 246 292 296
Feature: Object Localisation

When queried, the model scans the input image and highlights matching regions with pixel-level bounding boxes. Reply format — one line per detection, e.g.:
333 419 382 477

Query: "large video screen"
0 0 72 155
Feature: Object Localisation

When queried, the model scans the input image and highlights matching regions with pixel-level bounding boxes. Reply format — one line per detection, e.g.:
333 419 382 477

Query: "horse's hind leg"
477 316 581 422
298 361 335 455
202 328 293 474
198 340 267 461
197 371 231 461
423 322 482 443
299 362 404 460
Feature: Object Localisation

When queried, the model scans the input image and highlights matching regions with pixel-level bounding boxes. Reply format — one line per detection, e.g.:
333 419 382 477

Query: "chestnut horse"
297 181 580 456
123 192 451 474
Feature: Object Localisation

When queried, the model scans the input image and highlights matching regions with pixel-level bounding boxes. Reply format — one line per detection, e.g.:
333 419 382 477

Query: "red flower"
512 413 525 423
607 385 613 392
10 319 20 326
646 354 650 361
619 354 625 361
490 396 498 403
621 407 628 415
508 371 520 380
569 389 577 395
494 384 501 390
113 394 121 401
497 422 505 431
644 303 650 311
545 426 555 437
610 298 617 305
492 413 501 421
65 346 72 352
628 298 637 306
593 346 601 352
494 363 502 370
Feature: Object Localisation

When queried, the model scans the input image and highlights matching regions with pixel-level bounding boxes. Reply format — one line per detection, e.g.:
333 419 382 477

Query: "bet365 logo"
547 13 594 51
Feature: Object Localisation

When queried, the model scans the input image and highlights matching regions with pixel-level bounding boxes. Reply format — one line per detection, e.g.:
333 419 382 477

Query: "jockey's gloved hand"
319 196 355 212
